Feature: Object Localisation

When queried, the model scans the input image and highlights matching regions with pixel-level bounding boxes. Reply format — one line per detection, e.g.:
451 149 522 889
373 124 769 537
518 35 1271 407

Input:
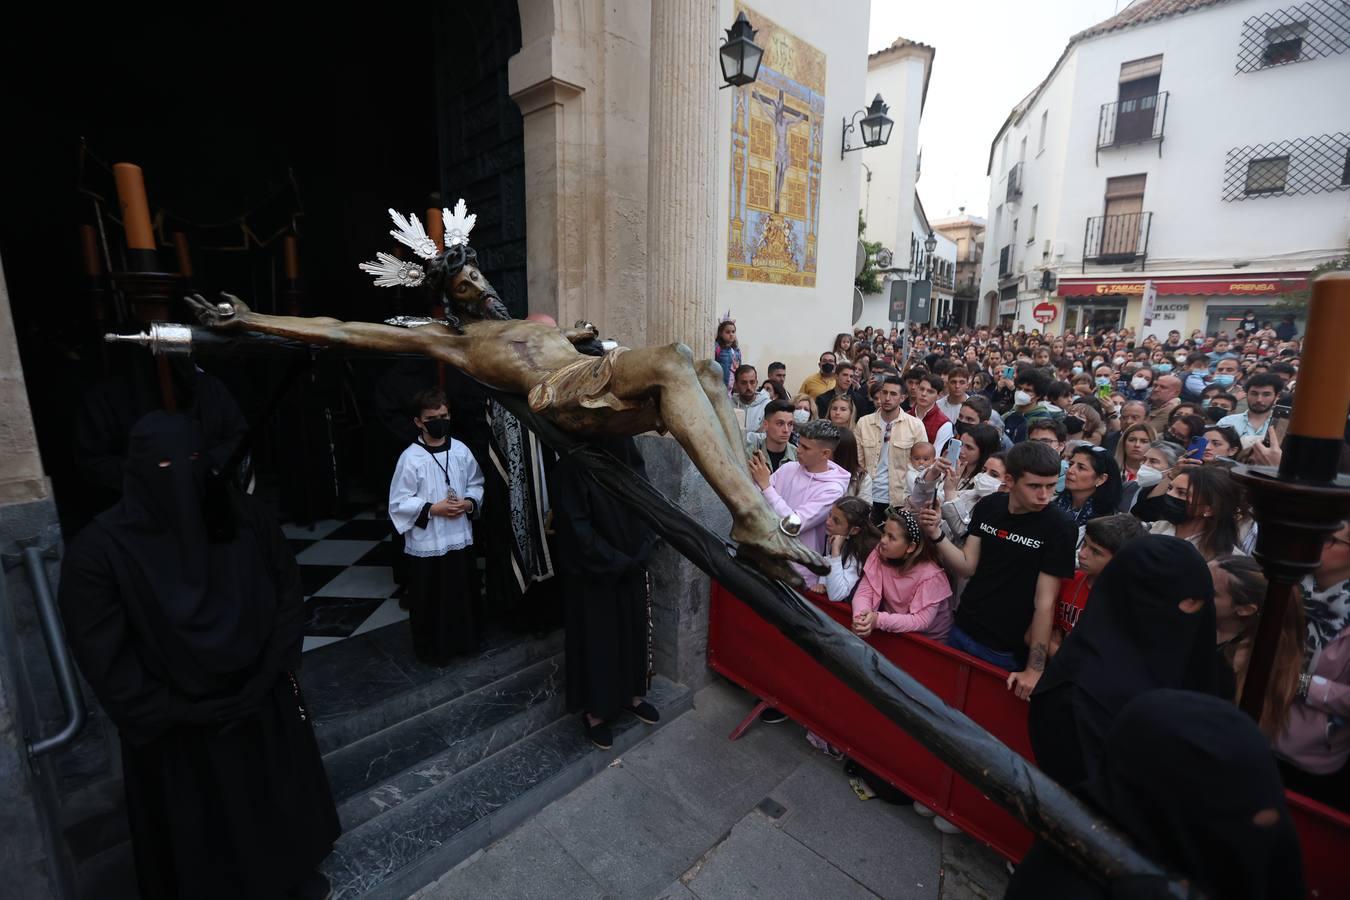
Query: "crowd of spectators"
719 315 1348 836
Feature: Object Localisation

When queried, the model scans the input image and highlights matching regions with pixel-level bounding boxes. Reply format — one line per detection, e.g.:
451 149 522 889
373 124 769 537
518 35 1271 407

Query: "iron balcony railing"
998 244 1012 278
1006 161 1024 202
1082 211 1153 272
1096 91 1168 163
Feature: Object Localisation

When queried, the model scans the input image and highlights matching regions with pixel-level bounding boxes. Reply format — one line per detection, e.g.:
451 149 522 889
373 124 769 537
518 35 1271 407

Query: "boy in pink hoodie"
749 419 851 583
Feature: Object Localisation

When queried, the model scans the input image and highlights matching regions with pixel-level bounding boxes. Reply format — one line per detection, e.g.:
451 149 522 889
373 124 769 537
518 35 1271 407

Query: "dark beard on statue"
443 284 512 330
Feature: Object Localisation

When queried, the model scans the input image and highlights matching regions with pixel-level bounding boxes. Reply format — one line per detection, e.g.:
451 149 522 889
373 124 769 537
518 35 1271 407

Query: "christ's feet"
731 516 827 586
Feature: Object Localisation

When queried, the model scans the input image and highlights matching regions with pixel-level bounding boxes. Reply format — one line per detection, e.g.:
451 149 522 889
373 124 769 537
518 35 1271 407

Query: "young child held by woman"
851 507 953 642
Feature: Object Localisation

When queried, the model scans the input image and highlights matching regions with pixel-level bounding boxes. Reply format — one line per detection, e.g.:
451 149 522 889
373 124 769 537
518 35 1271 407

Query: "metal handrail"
3 538 86 758
1096 91 1169 164
1006 161 1024 202
1082 211 1153 273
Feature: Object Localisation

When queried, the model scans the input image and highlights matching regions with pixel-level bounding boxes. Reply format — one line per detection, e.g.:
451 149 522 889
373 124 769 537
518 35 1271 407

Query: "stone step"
327 655 566 830
65 624 565 899
302 624 565 756
321 676 693 900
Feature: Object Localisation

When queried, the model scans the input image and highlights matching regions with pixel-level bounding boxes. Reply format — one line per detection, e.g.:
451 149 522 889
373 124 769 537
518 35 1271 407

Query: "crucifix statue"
175 203 824 585
751 87 808 214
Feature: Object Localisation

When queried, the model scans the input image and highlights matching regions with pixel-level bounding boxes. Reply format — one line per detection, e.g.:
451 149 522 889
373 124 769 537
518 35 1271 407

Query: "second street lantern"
842 95 894 158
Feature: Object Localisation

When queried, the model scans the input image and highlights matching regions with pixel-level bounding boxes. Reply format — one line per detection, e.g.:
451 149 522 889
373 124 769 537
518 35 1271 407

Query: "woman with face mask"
1141 465 1249 561
938 447 1009 546
1125 440 1182 512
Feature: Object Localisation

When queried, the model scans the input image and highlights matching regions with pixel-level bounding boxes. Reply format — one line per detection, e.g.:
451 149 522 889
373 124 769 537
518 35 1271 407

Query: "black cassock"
548 438 657 721
58 413 338 900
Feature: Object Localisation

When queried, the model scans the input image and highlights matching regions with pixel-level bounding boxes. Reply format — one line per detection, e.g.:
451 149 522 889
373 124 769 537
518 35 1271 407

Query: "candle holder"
1233 464 1350 719
111 271 184 326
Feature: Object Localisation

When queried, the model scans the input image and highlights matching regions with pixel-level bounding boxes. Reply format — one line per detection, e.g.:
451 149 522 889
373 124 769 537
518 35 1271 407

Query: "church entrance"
0 7 624 898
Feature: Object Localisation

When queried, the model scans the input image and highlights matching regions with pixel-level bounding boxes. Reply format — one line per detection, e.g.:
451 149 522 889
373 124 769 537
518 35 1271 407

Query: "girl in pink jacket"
851 508 953 642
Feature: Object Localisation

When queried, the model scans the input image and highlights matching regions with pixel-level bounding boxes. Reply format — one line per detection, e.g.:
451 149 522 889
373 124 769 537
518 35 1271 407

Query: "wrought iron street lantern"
924 230 938 278
841 95 894 158
719 12 764 88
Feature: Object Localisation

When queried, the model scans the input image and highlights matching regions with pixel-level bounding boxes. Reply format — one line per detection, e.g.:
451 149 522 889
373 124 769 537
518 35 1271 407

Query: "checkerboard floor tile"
290 509 410 652
295 539 381 567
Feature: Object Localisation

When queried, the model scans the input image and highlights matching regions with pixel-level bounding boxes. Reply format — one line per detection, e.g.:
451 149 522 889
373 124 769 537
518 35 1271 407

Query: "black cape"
1030 535 1218 791
549 438 657 720
58 413 338 899
1007 690 1304 900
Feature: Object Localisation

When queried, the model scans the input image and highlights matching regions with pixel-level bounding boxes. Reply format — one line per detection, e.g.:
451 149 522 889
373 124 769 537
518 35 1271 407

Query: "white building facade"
977 0 1350 337
856 37 939 331
714 0 873 383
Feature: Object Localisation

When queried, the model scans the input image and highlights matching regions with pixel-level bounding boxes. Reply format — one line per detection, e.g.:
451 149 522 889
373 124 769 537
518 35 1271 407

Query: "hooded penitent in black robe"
548 438 657 721
1006 690 1305 900
1029 535 1220 792
57 413 338 900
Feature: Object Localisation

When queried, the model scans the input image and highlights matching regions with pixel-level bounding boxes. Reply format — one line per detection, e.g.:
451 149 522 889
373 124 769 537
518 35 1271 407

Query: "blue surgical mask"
1212 374 1235 387
1155 363 1173 374
1095 376 1111 387
1071 365 1084 375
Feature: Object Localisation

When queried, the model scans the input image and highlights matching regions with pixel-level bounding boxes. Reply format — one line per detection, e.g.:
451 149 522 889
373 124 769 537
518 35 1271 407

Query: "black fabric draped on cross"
95 412 277 690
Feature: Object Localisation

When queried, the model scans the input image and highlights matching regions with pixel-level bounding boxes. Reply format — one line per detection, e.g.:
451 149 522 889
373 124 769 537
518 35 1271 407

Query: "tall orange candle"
1289 273 1350 439
113 163 156 251
283 234 300 281
173 232 193 278
1278 272 1350 483
425 206 444 252
79 224 103 276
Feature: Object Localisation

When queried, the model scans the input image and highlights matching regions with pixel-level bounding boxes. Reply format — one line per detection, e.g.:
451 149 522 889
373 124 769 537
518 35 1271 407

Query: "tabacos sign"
1093 281 1282 295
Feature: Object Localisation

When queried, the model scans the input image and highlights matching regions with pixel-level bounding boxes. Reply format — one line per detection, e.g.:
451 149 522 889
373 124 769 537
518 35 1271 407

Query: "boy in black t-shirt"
918 441 1076 699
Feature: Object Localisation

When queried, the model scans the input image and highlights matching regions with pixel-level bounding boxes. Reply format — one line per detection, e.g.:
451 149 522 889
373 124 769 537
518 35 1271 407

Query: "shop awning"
1057 273 1308 298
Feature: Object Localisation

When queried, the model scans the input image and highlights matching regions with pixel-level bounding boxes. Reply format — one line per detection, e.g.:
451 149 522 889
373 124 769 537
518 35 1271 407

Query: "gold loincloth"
527 347 637 416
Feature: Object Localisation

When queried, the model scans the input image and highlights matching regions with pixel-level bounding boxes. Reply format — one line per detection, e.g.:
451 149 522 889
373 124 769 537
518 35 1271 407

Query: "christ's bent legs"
608 344 823 584
694 359 751 464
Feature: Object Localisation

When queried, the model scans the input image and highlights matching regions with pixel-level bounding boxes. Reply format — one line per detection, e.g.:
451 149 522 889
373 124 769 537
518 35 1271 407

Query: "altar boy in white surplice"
388 387 485 665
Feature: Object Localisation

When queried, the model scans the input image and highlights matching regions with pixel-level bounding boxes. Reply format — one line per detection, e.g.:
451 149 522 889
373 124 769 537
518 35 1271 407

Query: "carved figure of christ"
752 88 808 214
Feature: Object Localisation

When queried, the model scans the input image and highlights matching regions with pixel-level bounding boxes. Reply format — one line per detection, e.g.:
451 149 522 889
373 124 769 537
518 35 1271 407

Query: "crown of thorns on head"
358 199 477 289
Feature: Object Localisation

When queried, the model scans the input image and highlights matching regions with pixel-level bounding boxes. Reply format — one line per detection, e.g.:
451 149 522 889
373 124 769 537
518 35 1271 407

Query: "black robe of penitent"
58 413 338 900
548 438 658 721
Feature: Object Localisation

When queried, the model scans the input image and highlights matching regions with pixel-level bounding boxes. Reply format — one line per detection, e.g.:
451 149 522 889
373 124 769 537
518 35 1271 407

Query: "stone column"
645 0 719 351
0 260 47 506
0 257 76 899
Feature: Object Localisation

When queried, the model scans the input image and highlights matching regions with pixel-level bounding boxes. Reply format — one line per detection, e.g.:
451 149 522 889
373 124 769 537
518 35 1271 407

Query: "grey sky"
868 0 1123 219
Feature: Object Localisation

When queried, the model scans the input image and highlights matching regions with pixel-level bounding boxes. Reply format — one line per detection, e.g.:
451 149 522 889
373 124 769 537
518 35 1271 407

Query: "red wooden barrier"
706 583 1350 897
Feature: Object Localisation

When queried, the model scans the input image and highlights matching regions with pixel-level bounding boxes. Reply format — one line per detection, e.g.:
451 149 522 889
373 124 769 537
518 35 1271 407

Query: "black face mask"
1156 495 1190 524
423 418 451 439
820 363 836 376
952 421 971 436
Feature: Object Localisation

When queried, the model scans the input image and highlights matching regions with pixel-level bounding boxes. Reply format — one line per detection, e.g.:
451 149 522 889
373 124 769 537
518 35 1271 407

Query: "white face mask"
1130 377 1150 391
792 409 810 426
1014 390 1033 407
1113 357 1126 366
973 472 1003 495
1135 464 1164 488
